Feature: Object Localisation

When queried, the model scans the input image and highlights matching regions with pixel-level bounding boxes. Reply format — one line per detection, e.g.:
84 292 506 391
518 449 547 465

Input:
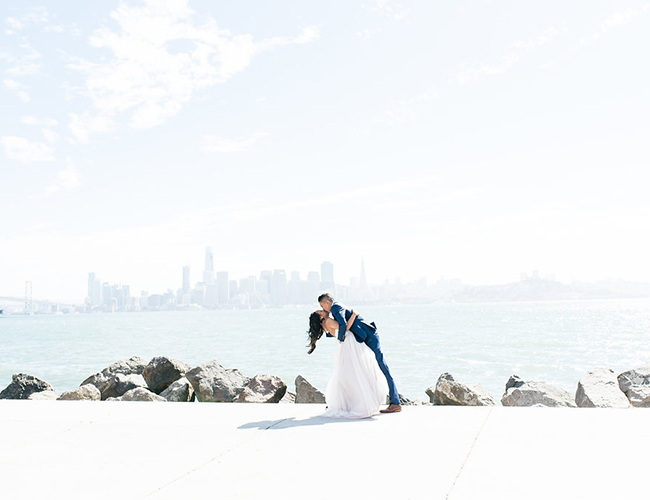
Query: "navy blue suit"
328 302 401 406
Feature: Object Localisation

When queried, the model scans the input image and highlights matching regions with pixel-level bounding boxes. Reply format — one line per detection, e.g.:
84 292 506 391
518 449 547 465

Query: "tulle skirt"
324 331 389 419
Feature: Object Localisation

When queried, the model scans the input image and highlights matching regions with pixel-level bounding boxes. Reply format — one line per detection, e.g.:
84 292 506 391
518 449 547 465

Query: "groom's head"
318 293 334 312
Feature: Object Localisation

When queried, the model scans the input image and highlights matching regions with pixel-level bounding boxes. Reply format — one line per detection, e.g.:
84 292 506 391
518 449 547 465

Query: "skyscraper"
320 261 334 291
360 258 368 290
216 271 229 304
182 266 190 293
203 247 215 284
87 272 101 307
270 269 288 306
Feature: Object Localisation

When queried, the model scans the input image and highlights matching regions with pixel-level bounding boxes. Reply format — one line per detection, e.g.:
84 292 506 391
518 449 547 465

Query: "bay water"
2 298 650 403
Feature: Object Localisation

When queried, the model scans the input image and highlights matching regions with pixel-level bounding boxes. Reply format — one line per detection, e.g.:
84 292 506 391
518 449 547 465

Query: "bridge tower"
24 281 34 315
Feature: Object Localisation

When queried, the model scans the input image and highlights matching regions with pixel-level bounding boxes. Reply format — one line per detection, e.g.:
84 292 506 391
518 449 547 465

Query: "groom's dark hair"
318 293 333 303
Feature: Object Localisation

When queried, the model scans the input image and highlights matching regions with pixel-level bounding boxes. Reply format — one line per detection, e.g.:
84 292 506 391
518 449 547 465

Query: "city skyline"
2 1 650 304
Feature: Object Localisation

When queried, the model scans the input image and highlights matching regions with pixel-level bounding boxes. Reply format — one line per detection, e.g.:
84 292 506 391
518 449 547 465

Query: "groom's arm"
330 303 348 342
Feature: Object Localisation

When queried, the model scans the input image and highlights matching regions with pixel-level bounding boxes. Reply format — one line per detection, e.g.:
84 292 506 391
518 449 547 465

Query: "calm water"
2 298 650 402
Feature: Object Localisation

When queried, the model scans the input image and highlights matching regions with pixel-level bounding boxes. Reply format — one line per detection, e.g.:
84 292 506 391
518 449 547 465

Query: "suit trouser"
365 333 401 405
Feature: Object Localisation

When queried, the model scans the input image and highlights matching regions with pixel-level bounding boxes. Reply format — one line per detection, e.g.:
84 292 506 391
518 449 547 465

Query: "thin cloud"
202 132 269 153
4 6 66 35
578 6 649 47
21 116 58 126
4 42 42 76
66 0 319 139
4 79 31 102
37 158 81 198
362 0 410 21
357 27 382 40
458 25 561 85
1 136 55 162
376 89 439 125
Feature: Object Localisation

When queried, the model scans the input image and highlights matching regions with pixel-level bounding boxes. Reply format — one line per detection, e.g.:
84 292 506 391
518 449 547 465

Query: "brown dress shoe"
380 404 402 413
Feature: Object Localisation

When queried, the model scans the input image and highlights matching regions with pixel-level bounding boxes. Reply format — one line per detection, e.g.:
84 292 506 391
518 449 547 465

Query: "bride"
308 309 388 418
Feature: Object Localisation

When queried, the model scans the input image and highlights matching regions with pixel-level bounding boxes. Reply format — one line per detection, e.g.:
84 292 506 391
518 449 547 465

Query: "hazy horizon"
2 1 649 303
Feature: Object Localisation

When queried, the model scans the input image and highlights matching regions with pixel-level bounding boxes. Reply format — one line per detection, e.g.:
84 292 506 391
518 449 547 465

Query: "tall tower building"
270 269 288 306
87 272 96 305
87 272 101 306
182 266 190 293
320 261 334 291
360 258 368 290
203 247 215 284
216 271 229 304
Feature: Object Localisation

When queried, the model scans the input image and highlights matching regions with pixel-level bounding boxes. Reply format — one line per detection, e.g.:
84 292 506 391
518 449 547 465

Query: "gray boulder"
102 373 147 400
81 356 147 397
160 377 194 402
501 375 576 407
237 375 287 403
617 366 650 407
0 373 55 400
121 387 167 402
295 375 325 404
427 373 495 406
626 385 650 407
575 367 629 408
143 356 191 394
186 360 250 402
618 366 650 393
396 394 424 406
280 391 296 404
58 384 101 401
28 390 59 400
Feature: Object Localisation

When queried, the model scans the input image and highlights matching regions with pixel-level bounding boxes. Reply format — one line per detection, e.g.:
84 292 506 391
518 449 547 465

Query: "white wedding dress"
324 331 389 419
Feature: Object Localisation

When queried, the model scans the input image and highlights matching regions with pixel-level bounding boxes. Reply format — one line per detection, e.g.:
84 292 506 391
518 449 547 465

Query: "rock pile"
0 355 302 404
3 357 649 408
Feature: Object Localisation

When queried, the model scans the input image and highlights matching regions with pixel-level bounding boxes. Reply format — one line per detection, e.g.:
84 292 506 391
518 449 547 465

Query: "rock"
626 385 650 407
160 377 194 402
426 373 495 406
280 391 296 404
237 375 287 403
397 393 423 406
0 373 55 400
386 394 422 406
28 390 59 400
186 360 250 402
501 375 576 407
505 375 525 392
81 356 147 398
617 367 650 407
58 384 101 401
617 366 650 395
575 367 630 408
102 373 147 400
143 356 191 394
121 387 167 402
295 375 325 404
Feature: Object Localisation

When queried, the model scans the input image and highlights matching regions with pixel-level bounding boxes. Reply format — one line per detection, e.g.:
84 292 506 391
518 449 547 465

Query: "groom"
318 293 402 413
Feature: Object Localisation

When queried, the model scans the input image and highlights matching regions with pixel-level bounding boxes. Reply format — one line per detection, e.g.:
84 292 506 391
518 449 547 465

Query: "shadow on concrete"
239 415 380 430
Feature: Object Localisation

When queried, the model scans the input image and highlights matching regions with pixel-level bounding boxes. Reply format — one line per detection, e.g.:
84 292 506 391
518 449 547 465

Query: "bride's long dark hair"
307 311 324 354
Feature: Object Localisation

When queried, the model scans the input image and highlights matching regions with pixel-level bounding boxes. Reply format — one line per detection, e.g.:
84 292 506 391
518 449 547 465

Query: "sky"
1 0 649 303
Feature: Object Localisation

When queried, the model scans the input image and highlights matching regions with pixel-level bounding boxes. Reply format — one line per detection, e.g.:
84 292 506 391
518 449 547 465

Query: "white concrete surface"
0 401 645 499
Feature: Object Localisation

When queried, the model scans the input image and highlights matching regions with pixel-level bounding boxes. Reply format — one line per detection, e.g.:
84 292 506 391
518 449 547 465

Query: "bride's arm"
346 310 358 331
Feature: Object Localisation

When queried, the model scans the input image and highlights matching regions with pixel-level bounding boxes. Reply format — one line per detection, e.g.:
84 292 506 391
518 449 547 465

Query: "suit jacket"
328 301 377 343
